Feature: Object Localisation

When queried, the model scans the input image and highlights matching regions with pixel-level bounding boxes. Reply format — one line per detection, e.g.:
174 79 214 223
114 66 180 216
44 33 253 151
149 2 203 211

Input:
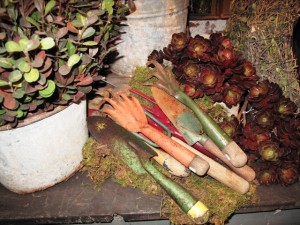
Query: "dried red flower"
257 166 278 186
258 140 284 161
247 81 283 109
222 85 244 107
241 122 271 151
183 83 203 99
278 162 299 186
255 109 275 129
219 117 239 138
148 50 164 65
276 118 300 150
186 36 211 60
211 48 243 69
171 32 189 51
198 64 223 92
275 97 297 118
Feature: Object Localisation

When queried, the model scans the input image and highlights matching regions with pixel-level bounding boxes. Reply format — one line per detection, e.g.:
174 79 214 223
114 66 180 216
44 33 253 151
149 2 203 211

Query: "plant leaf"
0 79 9 87
26 16 41 30
85 15 98 27
62 93 72 101
58 64 71 75
77 76 93 86
19 38 29 50
34 0 43 12
67 54 81 67
3 96 19 110
37 72 47 85
39 80 56 98
24 68 40 83
67 21 78 33
102 0 115 15
17 60 31 72
0 57 14 68
31 55 44 68
16 109 25 118
5 41 22 52
9 70 23 83
45 0 56 15
24 39 40 52
56 27 68 39
82 27 95 39
40 37 55 50
82 41 98 46
66 40 76 56
76 13 87 27
12 88 25 99
72 91 85 103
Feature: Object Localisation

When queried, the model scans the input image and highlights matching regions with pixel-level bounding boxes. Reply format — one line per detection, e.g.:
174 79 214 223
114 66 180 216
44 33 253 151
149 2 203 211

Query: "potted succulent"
0 0 128 193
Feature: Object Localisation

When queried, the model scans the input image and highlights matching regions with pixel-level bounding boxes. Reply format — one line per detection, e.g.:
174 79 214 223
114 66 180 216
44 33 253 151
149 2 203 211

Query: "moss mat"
81 138 258 225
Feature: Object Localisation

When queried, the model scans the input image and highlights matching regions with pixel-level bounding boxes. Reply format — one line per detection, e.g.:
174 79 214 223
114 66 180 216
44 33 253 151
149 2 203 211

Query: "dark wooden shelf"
0 171 299 225
1 74 299 224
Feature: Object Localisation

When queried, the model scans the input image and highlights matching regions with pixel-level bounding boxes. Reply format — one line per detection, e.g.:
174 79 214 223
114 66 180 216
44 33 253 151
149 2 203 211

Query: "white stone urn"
111 0 189 77
0 100 88 194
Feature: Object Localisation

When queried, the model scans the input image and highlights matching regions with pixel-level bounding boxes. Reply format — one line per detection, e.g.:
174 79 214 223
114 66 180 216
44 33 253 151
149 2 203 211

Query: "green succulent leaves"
0 0 128 127
39 80 56 98
102 0 115 15
24 68 40 83
67 54 81 67
8 70 23 83
5 41 22 52
45 0 56 16
0 57 14 69
40 37 55 50
4 37 54 53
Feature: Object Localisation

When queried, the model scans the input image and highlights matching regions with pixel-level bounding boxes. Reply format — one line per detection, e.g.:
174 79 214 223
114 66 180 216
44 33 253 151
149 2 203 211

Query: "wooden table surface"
1 75 299 224
0 171 299 225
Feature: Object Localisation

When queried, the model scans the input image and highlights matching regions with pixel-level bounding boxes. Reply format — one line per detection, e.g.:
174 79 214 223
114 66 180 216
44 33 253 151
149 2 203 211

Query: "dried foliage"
225 0 300 109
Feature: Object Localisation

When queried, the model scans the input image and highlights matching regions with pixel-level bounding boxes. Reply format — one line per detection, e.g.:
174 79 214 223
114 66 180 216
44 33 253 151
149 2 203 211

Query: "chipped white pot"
0 100 88 194
111 0 189 77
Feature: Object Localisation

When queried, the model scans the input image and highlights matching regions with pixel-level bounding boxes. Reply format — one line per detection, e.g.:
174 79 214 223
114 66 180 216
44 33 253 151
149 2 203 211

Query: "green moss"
129 66 154 93
81 138 116 190
82 137 257 225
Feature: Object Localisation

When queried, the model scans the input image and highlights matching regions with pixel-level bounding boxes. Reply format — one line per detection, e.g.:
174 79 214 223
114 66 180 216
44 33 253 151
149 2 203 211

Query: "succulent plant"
148 32 261 109
278 162 299 186
256 165 279 186
219 117 239 138
0 0 128 127
276 118 300 150
170 32 189 52
240 122 271 151
258 140 284 162
147 31 300 186
255 109 275 129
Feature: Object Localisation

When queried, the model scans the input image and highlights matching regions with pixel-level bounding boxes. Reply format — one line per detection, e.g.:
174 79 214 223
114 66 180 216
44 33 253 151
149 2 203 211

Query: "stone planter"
0 101 88 194
111 0 189 77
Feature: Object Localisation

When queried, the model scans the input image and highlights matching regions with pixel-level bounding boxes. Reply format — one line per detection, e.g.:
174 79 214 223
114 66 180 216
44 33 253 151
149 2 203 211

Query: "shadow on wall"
188 19 227 38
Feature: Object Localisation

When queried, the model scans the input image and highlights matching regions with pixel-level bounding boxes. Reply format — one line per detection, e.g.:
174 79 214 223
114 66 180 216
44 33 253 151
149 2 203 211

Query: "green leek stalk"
147 60 248 168
144 161 209 224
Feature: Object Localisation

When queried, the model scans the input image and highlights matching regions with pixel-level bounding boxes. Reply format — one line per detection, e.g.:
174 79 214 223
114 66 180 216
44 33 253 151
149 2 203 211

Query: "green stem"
144 161 209 224
175 90 231 149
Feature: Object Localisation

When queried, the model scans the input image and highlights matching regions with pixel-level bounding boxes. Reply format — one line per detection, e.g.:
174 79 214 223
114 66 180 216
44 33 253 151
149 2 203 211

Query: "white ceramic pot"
111 0 189 77
0 100 88 194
